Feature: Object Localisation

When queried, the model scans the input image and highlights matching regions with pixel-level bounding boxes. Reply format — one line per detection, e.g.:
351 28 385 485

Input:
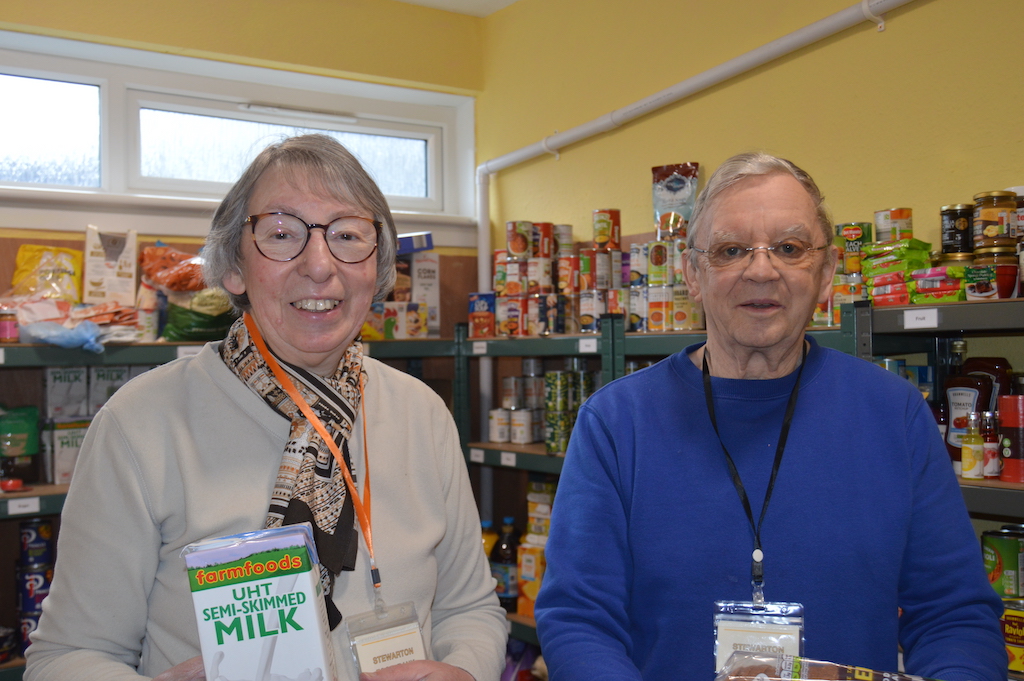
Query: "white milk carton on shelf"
182 524 338 681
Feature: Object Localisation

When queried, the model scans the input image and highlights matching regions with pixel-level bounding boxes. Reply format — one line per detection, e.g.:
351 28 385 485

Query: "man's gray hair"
686 152 835 265
203 134 397 311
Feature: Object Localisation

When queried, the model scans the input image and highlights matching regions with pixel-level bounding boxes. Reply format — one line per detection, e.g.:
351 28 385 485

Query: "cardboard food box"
83 225 138 306
516 543 546 618
45 367 89 420
87 366 131 415
182 524 338 681
43 419 91 485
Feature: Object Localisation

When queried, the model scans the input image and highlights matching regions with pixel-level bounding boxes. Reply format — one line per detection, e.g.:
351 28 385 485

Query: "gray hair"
203 134 398 310
686 152 835 266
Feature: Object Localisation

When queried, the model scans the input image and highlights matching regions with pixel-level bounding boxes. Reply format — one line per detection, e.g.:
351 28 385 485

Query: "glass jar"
973 191 1017 243
940 203 974 253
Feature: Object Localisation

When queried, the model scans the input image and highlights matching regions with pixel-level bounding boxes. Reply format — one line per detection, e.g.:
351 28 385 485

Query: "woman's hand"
152 656 205 681
360 660 475 681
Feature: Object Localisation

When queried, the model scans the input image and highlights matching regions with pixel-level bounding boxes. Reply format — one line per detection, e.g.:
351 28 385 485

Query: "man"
534 153 1006 681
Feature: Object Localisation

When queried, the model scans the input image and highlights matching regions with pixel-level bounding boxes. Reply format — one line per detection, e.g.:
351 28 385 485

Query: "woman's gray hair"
686 152 835 266
203 134 398 310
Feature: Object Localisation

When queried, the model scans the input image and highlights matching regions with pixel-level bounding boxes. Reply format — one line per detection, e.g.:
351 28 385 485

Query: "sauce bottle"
481 520 499 557
962 356 1014 411
490 516 519 613
981 411 1001 479
959 412 984 480
943 340 992 475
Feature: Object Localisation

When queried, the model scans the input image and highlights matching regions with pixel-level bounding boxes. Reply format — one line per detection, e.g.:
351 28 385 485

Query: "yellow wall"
478 0 1024 250
0 0 483 94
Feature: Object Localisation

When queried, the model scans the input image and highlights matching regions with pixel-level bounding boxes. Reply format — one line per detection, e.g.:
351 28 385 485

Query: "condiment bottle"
981 411 1001 480
959 412 984 480
943 340 993 475
962 355 1014 411
490 516 519 613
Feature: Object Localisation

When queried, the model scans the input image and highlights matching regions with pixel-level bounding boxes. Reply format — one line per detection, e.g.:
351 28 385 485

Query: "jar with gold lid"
973 191 1017 242
940 252 974 266
940 203 973 253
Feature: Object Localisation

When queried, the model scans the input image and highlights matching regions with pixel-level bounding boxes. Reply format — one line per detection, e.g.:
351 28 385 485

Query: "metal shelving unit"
0 342 204 367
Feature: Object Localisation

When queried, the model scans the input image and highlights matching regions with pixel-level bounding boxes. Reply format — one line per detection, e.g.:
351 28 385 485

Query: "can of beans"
506 221 533 262
18 564 53 612
836 222 872 274
579 289 606 334
630 242 648 288
532 222 554 259
940 204 973 254
672 283 697 331
647 241 671 286
982 529 1024 597
574 370 595 405
489 408 511 443
501 376 525 410
554 224 574 256
1003 598 1024 673
593 209 621 251
874 208 913 242
19 611 41 655
20 518 55 567
557 255 580 294
524 376 545 409
647 285 673 332
511 408 533 444
629 286 648 332
544 411 572 456
545 371 571 412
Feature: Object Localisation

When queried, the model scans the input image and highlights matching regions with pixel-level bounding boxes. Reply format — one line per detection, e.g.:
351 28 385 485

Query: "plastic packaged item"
715 651 940 681
652 164 699 240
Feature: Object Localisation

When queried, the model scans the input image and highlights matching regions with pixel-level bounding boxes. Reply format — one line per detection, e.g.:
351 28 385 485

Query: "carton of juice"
182 524 338 681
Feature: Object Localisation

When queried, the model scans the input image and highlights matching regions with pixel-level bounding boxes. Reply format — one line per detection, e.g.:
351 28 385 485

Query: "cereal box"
468 292 496 338
182 524 338 681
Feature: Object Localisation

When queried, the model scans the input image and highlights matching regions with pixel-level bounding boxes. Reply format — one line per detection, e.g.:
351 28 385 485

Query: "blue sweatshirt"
535 337 1006 681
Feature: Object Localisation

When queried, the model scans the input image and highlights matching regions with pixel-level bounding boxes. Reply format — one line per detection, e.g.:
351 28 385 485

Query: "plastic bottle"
490 516 519 613
944 340 992 475
981 411 1001 479
962 356 1014 411
960 412 984 480
481 520 499 557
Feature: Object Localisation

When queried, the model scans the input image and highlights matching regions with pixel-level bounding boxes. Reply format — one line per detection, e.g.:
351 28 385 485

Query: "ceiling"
394 0 520 17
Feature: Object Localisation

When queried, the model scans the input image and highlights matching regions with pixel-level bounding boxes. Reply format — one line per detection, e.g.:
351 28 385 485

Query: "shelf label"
0 348 5 364
500 451 517 467
7 497 41 515
176 345 203 359
469 448 485 463
903 308 938 330
472 341 488 355
578 338 598 353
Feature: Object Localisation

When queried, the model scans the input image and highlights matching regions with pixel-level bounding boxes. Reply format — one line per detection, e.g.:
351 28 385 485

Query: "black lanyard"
701 343 807 604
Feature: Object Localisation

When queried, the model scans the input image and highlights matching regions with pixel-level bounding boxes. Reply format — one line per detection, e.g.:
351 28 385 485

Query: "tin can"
563 294 580 334
544 411 572 456
19 611 40 655
0 310 17 344
495 296 509 335
594 250 612 290
522 357 543 377
836 222 872 274
502 376 525 410
832 274 866 326
544 371 570 412
1000 395 1024 484
574 370 595 406
506 221 533 262
557 255 580 294
527 258 553 295
488 408 510 443
983 529 1024 597
20 518 54 567
493 249 508 296
593 209 621 251
554 224 574 256
532 222 554 259
1003 598 1024 673
526 293 549 335
524 376 545 408
579 249 596 290
506 296 527 336
973 191 1016 243
504 260 528 297
18 564 52 612
672 239 687 285
532 408 545 444
630 242 648 288
629 286 648 332
620 251 631 288
874 208 913 242
511 408 533 444
647 241 671 286
606 288 629 317
647 285 673 332
545 293 566 335
579 289 606 334
671 283 696 331
940 204 973 254
468 292 496 338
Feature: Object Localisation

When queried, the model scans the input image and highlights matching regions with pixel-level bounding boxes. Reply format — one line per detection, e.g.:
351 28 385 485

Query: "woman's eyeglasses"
246 212 380 263
691 239 829 270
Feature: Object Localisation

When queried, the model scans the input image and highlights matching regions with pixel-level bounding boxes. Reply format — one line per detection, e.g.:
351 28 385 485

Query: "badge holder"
713 599 804 673
345 600 427 675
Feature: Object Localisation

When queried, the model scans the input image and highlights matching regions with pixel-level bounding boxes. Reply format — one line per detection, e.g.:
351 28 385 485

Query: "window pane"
140 109 428 197
0 74 100 187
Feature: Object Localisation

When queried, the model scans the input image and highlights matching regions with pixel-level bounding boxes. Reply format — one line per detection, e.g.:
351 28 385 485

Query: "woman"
26 135 507 681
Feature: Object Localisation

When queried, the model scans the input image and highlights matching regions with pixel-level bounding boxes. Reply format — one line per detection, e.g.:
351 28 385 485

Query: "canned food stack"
627 236 703 334
489 358 545 445
17 518 55 656
543 357 601 455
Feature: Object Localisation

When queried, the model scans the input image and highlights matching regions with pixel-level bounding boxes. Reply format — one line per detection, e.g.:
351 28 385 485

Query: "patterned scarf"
221 315 364 629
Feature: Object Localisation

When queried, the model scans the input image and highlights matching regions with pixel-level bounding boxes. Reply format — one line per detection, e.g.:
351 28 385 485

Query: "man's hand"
360 660 475 681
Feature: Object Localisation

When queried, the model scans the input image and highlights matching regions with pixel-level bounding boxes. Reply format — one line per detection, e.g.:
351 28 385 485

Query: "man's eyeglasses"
691 239 830 270
246 212 380 263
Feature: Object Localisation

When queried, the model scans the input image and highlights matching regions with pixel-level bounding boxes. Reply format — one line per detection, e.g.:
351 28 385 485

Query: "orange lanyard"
244 313 381 590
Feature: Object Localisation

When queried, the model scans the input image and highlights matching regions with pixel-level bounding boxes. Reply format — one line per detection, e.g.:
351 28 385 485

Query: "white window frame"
0 31 476 243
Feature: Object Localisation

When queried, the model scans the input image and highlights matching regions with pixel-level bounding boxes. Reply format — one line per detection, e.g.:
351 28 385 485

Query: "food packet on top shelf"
715 651 940 681
864 270 906 288
870 291 912 307
161 288 237 342
912 289 964 304
8 245 83 303
911 265 965 280
869 282 915 298
140 245 206 292
861 252 929 278
83 225 137 307
861 238 932 259
652 163 699 239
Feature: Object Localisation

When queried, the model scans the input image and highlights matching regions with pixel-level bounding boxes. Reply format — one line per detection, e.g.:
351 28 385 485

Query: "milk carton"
182 524 338 681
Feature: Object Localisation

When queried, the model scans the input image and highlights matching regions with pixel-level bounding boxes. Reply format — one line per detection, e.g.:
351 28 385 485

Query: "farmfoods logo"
188 548 309 590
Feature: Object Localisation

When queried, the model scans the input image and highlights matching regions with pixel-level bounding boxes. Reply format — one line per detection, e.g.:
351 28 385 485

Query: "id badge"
345 601 427 674
713 600 804 672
